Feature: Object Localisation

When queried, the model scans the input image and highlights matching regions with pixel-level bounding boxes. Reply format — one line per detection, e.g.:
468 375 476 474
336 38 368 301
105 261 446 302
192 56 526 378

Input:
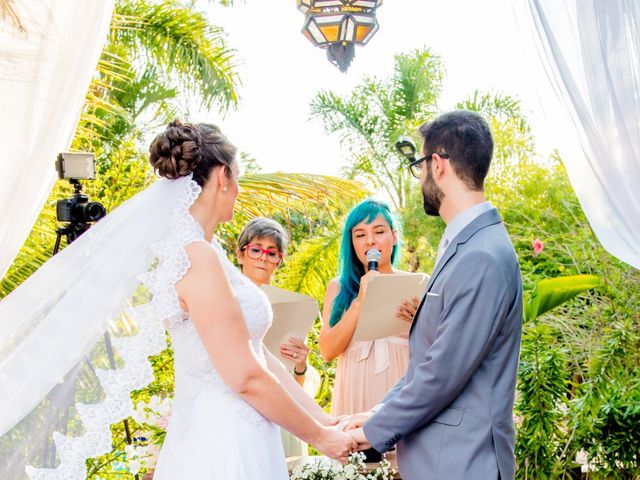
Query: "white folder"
352 272 429 342
262 285 319 371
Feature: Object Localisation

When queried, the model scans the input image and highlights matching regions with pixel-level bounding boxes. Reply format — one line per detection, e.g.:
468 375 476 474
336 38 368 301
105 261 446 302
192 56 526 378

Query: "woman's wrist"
293 364 307 375
319 412 338 426
307 420 325 446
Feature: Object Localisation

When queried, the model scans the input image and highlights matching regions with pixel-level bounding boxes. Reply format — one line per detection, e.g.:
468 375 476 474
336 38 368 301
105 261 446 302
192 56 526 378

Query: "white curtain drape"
517 0 640 269
0 0 115 280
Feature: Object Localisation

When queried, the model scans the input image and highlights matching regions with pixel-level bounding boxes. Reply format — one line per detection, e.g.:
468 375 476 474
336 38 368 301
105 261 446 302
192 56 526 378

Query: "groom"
347 110 523 480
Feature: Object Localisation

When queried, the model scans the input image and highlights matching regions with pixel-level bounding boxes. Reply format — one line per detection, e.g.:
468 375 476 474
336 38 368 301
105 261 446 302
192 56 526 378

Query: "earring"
223 186 228 193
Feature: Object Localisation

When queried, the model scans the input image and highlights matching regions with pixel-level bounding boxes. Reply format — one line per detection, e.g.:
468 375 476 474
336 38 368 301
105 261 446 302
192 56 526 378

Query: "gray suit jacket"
363 208 523 480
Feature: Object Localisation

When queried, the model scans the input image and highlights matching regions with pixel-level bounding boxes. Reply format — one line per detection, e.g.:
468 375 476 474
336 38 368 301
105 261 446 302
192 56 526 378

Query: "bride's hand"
313 426 358 463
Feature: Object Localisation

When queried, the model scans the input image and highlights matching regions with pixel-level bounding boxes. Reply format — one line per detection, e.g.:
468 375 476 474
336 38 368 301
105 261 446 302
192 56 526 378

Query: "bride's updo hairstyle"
149 119 237 187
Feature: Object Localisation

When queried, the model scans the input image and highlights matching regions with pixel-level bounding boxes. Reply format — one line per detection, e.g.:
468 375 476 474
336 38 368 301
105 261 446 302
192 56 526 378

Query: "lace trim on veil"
25 179 203 480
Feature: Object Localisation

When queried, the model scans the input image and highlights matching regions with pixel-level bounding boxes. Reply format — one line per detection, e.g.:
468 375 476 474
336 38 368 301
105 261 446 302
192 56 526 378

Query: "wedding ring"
293 353 297 358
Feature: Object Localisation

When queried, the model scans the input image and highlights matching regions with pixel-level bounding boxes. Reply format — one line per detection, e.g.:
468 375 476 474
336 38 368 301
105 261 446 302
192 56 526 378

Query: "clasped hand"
334 411 373 451
315 411 373 463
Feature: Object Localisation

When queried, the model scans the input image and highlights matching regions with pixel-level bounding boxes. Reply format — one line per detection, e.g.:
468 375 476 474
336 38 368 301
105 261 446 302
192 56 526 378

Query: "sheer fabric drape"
0 0 114 279
518 0 640 269
0 176 199 479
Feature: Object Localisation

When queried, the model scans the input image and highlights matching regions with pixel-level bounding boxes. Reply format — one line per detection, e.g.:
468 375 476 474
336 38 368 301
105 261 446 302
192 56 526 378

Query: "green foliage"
515 323 570 479
111 0 239 111
313 48 640 478
524 275 602 323
0 145 154 297
584 377 640 477
310 47 444 210
570 319 640 479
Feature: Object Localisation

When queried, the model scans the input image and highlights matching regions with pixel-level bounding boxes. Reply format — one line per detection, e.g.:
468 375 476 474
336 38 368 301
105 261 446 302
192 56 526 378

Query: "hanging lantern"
297 0 383 73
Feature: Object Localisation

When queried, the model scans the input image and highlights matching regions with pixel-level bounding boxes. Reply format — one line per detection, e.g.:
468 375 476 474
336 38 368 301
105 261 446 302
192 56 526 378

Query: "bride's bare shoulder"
183 240 224 276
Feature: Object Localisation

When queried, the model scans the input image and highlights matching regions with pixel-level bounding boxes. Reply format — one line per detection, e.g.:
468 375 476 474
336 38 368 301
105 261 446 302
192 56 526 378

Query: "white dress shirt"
434 201 493 268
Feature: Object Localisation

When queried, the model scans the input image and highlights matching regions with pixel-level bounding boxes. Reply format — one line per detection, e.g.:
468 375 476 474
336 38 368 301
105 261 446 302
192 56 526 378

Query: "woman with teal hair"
318 199 418 421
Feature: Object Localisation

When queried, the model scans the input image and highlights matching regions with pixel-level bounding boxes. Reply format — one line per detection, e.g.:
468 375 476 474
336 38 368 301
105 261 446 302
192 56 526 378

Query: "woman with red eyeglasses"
236 217 321 458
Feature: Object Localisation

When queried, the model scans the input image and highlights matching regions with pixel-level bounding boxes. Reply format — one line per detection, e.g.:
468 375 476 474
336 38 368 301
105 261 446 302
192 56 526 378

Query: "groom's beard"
422 167 444 217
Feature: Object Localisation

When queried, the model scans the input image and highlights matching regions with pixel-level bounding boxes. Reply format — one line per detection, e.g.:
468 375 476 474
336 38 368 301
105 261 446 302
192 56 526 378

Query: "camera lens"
82 202 106 222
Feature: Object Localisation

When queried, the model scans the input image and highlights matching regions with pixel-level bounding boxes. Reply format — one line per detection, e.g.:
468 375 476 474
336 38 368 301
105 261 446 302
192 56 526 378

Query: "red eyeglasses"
242 244 284 264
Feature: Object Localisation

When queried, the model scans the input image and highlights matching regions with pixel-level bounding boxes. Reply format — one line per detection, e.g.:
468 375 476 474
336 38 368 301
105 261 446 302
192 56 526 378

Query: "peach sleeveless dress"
330 333 409 416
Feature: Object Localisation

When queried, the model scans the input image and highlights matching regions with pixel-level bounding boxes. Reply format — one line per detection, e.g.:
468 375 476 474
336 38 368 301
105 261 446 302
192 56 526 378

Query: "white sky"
194 0 556 176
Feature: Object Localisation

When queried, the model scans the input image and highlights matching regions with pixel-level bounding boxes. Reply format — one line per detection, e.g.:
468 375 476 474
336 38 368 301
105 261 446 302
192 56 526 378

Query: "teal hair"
329 199 401 327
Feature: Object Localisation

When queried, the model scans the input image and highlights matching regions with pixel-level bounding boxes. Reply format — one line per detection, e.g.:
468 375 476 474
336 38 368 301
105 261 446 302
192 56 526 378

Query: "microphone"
366 248 381 271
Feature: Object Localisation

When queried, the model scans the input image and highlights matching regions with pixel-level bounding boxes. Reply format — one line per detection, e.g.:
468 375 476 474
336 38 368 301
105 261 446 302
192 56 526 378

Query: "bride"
0 120 356 479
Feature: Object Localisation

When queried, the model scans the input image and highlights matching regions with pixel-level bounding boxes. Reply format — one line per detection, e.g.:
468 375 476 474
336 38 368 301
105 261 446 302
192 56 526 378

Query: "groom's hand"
347 427 372 451
332 416 352 432
344 411 372 431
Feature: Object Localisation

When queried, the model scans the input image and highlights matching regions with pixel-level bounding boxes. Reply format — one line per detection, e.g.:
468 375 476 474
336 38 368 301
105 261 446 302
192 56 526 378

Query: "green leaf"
524 274 601 323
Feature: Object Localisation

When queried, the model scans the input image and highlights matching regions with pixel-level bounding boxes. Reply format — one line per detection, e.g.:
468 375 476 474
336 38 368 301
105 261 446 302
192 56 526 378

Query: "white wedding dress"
152 213 288 479
0 176 289 480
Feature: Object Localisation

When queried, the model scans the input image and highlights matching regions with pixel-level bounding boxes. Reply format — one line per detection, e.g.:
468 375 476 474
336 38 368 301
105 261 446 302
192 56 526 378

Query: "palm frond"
214 172 367 255
276 231 342 303
112 0 240 111
236 173 366 218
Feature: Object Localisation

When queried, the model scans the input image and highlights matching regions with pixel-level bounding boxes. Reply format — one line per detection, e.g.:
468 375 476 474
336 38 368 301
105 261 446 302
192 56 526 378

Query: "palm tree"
76 0 240 154
310 48 444 211
1 0 370 297
1 0 242 296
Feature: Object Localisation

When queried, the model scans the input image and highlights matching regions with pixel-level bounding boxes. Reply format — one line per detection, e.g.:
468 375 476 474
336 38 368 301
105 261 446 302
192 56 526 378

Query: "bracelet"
293 365 307 376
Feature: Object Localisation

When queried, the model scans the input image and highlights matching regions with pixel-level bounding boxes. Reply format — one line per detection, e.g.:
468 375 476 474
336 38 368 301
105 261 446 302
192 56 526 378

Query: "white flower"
149 395 161 410
124 444 137 458
132 409 147 425
128 459 141 476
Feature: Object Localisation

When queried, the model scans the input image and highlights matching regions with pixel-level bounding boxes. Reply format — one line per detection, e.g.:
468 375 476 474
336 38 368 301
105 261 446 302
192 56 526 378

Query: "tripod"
52 223 91 255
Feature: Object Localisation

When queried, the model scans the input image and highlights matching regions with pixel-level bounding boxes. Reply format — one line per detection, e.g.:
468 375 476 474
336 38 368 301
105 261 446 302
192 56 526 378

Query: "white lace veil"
0 175 202 479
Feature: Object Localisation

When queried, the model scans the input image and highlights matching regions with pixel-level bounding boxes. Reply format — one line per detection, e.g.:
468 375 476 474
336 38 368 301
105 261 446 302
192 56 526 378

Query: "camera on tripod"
56 192 105 224
54 153 106 251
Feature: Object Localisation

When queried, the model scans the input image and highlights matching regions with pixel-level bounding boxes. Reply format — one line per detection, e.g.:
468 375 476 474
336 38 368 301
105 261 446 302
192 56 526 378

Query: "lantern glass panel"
355 24 373 42
303 19 326 45
319 23 341 42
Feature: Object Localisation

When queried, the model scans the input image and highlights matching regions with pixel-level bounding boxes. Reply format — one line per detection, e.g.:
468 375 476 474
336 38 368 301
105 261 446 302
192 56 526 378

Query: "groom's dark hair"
419 110 494 191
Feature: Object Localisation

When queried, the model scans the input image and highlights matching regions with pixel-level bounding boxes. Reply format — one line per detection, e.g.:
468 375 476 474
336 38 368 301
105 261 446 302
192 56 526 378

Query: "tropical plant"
310 49 537 273
524 274 602 323
310 47 444 211
1 0 241 296
516 322 570 479
311 47 640 478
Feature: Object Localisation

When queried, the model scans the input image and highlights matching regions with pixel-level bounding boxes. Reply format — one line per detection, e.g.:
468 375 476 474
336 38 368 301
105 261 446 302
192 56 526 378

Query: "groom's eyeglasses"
395 139 450 179
242 244 284 264
408 152 450 179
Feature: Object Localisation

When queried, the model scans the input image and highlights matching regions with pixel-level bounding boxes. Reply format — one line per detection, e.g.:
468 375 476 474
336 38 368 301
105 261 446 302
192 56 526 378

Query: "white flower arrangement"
290 451 396 480
122 395 173 475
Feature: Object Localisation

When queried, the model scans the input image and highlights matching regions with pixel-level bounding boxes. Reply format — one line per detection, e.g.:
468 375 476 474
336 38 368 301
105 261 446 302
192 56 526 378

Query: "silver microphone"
366 248 381 271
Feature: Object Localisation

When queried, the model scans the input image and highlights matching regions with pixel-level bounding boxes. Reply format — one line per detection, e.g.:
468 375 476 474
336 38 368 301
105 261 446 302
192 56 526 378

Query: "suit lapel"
409 208 503 336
